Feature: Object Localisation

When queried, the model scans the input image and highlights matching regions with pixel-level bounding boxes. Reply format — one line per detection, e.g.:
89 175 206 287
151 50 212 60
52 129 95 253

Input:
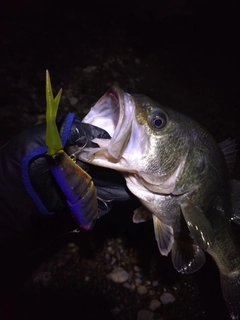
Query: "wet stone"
152 280 159 287
107 266 129 283
33 271 51 286
67 242 76 248
69 96 78 105
110 307 121 315
137 309 154 320
135 278 142 285
149 289 156 296
149 299 161 311
160 292 176 304
123 283 131 289
134 266 141 272
131 283 136 290
82 65 97 74
136 272 143 278
137 285 147 295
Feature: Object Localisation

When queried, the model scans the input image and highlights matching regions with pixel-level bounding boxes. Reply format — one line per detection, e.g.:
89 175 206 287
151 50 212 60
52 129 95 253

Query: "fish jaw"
82 86 125 142
80 86 147 172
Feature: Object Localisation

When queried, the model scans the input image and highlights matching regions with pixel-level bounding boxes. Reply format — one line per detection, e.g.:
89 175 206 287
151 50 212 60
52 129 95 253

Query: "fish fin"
153 215 174 256
133 206 152 223
171 241 205 274
180 198 214 250
219 138 237 174
230 179 240 225
220 271 240 319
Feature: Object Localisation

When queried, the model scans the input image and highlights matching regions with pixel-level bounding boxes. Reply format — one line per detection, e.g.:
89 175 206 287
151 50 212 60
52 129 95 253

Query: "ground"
0 1 240 319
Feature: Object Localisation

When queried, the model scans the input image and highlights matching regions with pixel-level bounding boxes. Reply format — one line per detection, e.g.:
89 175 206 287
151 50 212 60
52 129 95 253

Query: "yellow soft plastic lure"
45 70 98 229
46 70 63 155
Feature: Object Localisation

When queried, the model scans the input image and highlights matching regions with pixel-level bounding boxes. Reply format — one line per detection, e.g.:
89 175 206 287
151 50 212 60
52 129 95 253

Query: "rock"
149 289 156 296
136 272 143 278
69 96 78 106
137 309 154 320
68 242 76 248
110 307 121 315
134 265 141 272
82 65 97 74
123 283 131 289
137 285 147 295
33 271 51 286
107 246 115 254
135 278 142 285
149 299 161 311
160 292 176 304
152 280 159 287
107 266 129 283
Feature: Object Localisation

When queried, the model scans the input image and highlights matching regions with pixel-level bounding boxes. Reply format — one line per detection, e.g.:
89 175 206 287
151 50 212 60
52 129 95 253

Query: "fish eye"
149 111 167 129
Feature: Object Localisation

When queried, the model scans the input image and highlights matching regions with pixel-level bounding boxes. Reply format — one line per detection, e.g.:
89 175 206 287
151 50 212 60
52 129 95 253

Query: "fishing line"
29 227 82 257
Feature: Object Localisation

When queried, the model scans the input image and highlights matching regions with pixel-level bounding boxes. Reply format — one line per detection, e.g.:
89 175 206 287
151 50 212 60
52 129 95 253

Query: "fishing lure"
45 70 98 229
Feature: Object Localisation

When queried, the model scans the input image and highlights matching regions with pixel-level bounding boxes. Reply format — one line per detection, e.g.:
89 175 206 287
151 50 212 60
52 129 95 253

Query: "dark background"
0 1 240 319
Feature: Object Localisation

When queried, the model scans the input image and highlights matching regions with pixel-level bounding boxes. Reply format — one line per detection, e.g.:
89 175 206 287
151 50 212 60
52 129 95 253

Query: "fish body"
78 86 240 318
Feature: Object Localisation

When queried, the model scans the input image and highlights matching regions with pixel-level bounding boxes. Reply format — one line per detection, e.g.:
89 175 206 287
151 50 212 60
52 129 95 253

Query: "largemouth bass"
78 86 240 319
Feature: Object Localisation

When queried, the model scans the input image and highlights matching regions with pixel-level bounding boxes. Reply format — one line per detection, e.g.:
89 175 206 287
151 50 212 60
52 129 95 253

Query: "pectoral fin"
180 198 214 251
133 206 152 223
153 215 174 256
171 240 205 274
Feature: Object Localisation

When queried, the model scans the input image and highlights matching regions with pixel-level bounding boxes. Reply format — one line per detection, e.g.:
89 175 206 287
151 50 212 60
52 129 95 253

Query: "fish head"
79 86 191 194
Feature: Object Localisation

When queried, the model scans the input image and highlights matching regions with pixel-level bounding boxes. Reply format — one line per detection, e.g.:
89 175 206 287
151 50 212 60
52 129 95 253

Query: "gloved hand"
0 113 131 245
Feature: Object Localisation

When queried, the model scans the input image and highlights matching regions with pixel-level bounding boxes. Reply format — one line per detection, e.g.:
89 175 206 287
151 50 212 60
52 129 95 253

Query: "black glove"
0 113 131 245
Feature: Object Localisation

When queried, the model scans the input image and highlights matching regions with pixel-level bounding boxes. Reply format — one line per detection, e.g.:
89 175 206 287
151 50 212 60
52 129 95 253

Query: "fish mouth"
78 86 135 169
